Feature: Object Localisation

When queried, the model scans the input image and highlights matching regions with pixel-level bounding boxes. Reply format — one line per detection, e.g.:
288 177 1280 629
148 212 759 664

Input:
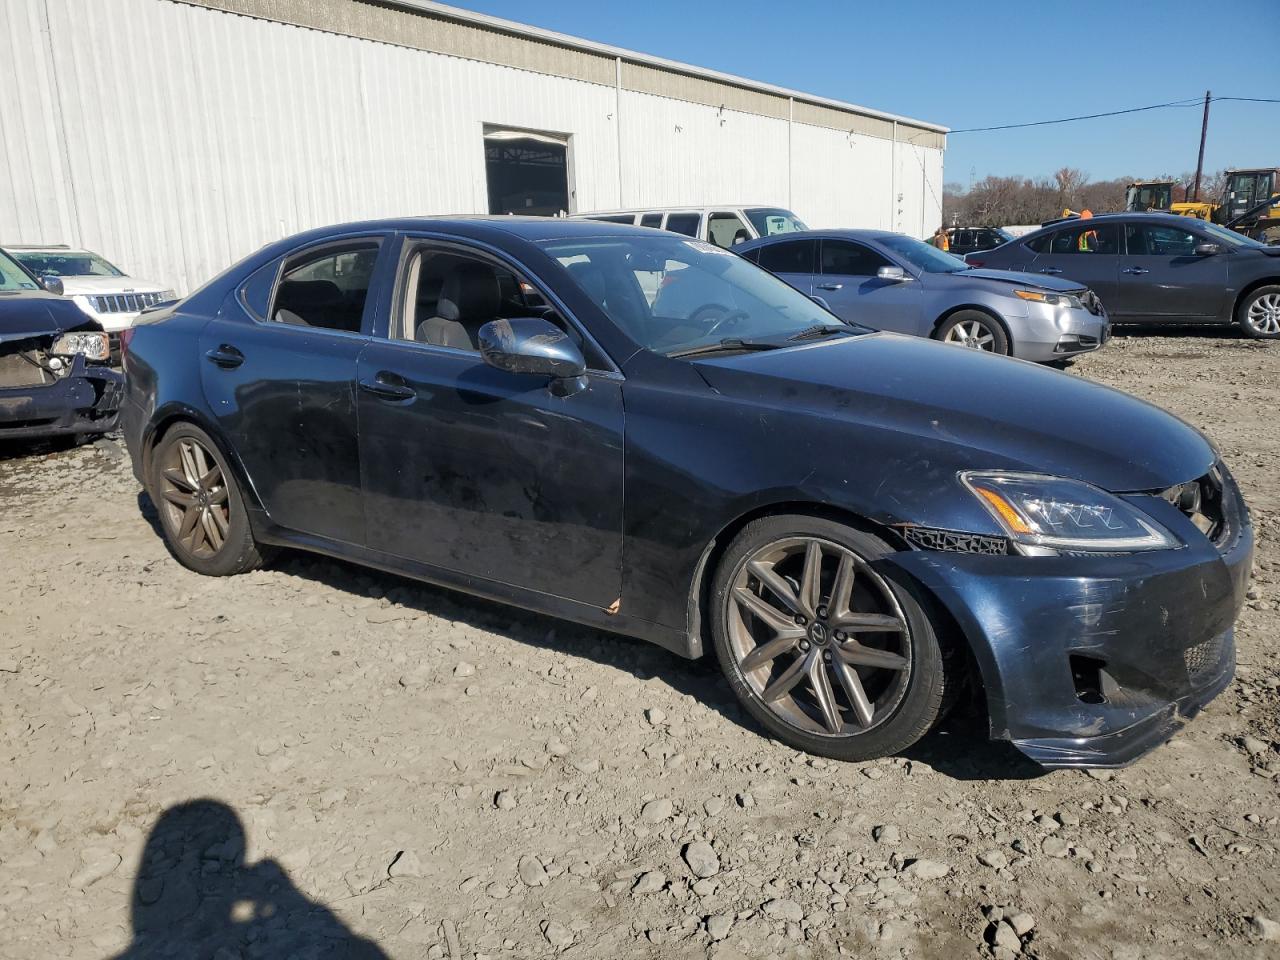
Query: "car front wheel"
935 310 1009 355
1238 285 1280 339
149 422 268 576
710 515 953 761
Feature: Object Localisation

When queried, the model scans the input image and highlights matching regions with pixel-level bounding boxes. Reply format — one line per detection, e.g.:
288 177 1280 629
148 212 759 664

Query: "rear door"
1024 222 1121 311
749 238 818 295
199 235 391 544
1114 222 1229 320
815 238 924 334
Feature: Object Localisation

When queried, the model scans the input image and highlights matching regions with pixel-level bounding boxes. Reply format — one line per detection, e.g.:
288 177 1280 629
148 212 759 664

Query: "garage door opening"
484 127 570 216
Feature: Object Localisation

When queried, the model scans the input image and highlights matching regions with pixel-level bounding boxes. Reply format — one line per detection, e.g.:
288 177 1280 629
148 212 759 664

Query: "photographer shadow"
110 799 388 959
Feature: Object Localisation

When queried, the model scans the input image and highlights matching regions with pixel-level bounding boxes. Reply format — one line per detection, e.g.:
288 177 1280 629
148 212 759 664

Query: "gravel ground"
1 331 1278 960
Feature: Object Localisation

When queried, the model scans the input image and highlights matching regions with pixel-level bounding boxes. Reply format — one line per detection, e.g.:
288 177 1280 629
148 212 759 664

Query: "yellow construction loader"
1125 181 1175 212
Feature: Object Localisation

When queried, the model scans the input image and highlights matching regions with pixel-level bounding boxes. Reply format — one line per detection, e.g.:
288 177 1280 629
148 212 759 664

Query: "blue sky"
456 0 1279 188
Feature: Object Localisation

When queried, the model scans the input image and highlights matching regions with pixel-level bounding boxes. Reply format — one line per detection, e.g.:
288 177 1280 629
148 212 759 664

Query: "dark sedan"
967 212 1280 337
121 217 1251 768
0 248 123 442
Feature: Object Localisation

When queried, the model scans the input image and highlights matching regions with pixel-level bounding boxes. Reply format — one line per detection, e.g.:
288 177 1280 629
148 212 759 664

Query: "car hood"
943 267 1087 293
0 291 102 343
694 333 1214 492
58 275 166 294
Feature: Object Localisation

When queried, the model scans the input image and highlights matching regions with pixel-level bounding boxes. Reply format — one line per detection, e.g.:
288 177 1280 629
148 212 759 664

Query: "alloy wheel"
944 318 997 350
1248 292 1280 334
157 437 230 559
726 537 912 737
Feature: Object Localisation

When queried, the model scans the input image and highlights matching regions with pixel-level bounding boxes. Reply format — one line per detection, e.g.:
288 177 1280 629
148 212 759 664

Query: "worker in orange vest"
1077 209 1097 252
932 225 950 251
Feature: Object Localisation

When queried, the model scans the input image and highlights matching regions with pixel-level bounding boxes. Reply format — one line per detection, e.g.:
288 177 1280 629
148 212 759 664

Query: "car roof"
256 215 697 249
573 205 781 216
737 228 902 248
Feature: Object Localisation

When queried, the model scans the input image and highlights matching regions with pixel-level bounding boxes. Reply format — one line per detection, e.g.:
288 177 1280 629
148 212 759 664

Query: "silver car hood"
946 267 1087 293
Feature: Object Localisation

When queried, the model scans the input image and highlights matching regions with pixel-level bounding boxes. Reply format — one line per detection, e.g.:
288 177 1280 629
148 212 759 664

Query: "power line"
949 95 1279 134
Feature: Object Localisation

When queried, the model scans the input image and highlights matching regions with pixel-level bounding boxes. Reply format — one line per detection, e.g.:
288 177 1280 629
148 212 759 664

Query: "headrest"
439 261 500 319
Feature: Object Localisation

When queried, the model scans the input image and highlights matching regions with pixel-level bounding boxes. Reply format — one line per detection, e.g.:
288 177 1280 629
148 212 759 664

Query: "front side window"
399 245 606 368
821 240 891 276
11 251 124 277
664 213 701 237
756 239 817 274
0 251 39 291
707 212 752 249
1126 224 1196 257
271 243 379 332
743 207 808 236
1047 223 1119 255
542 234 852 356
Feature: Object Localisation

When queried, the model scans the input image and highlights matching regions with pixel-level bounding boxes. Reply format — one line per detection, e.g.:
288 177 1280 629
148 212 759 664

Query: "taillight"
966 260 984 268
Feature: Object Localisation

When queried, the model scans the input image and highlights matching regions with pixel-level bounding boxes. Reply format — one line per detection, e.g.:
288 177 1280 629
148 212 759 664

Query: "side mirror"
877 265 908 282
477 317 586 380
810 295 831 310
1193 242 1221 257
40 275 65 296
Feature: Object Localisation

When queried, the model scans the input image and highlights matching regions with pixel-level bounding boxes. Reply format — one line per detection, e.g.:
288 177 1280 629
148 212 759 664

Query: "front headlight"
52 331 110 362
962 471 1177 554
1014 289 1084 310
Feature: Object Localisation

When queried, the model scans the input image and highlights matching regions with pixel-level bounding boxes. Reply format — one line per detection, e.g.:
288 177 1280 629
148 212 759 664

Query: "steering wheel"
694 305 751 337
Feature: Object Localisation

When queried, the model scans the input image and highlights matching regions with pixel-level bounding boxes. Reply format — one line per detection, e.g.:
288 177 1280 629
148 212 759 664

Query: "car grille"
1183 632 1226 685
901 525 1010 555
88 291 167 313
1162 466 1232 550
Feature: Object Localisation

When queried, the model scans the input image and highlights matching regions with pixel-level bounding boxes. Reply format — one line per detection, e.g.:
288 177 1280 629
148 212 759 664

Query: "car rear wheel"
936 310 1009 355
710 516 952 761
1238 286 1280 339
149 422 267 576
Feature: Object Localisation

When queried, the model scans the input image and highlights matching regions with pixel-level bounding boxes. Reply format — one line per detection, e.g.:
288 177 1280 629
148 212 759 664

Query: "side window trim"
262 234 386 337
389 233 622 378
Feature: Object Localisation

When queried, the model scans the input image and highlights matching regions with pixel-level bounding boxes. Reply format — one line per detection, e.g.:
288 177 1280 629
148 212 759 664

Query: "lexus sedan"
967 212 1280 337
121 217 1251 768
737 229 1110 361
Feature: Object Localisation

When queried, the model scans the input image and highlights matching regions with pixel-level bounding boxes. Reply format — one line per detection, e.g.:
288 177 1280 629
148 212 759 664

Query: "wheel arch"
142 405 265 513
931 304 1014 352
1232 276 1280 322
685 501 913 660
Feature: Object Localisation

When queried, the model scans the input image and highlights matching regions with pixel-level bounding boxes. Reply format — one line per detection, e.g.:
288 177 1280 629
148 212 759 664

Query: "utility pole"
1192 90 1210 202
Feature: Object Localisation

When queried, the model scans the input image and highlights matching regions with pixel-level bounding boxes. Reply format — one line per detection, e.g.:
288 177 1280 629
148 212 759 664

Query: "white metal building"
1 0 947 294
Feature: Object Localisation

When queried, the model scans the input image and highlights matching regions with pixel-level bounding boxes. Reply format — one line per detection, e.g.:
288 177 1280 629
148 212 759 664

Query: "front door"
1114 222 1229 320
1024 221 1121 311
356 238 625 607
199 237 388 544
815 238 924 335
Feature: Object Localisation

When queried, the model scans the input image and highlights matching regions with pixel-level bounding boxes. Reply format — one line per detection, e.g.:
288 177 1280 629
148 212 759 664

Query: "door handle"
1038 267 1063 275
816 282 844 291
1122 267 1150 275
358 372 416 402
204 344 244 368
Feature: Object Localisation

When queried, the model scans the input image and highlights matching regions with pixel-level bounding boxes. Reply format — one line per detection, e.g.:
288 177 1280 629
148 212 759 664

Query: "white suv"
5 245 175 335
570 205 809 248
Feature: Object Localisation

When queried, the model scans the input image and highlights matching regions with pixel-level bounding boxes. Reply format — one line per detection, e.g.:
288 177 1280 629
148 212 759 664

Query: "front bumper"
1013 302 1110 363
0 357 124 439
888 481 1252 768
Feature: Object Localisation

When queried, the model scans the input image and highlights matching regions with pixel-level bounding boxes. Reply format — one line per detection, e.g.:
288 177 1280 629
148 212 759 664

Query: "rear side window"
1047 223 1119 255
664 213 701 237
756 239 817 274
821 240 891 276
639 213 663 228
589 215 635 224
1025 233 1052 254
238 259 280 320
270 242 380 332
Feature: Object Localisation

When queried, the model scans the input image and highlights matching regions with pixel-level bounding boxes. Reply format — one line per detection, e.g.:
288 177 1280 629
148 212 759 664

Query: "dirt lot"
1 331 1278 960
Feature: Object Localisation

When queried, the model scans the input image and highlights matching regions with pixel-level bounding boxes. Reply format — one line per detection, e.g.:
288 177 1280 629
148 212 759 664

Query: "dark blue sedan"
120 217 1252 768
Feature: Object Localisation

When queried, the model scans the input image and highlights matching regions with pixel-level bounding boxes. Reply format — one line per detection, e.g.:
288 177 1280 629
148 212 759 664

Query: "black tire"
148 422 268 576
934 310 1010 355
1236 285 1280 339
709 515 953 762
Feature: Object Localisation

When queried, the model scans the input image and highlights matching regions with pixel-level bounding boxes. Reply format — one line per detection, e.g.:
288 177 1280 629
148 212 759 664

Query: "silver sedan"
736 229 1110 362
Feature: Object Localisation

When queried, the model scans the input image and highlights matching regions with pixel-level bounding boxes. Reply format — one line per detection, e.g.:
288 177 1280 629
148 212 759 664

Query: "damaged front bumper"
0 353 124 439
888 477 1252 769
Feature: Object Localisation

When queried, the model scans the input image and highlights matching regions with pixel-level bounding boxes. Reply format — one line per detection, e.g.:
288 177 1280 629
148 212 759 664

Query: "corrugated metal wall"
0 0 945 294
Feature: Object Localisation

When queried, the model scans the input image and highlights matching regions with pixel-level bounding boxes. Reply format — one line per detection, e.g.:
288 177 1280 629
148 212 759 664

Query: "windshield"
1198 221 1265 248
744 207 808 237
11 250 124 277
877 234 967 273
0 251 40 292
540 234 860 356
